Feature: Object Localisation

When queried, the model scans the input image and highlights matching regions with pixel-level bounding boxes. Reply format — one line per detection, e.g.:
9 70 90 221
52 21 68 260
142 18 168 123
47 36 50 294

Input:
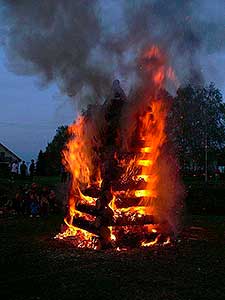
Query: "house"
0 142 22 166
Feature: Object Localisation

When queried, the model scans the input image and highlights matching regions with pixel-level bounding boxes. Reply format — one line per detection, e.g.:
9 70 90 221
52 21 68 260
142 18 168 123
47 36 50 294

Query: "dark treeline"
36 83 225 178
36 126 69 176
169 83 225 176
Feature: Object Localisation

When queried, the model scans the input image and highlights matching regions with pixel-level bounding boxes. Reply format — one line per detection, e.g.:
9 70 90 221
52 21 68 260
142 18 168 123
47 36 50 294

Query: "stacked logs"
93 88 126 247
73 196 155 248
69 82 158 248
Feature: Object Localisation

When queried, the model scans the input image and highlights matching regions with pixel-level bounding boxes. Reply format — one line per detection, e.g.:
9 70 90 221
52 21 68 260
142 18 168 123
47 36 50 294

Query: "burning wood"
55 46 182 250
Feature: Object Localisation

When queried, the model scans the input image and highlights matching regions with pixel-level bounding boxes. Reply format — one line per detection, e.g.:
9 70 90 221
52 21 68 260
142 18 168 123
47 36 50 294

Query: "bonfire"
55 46 182 250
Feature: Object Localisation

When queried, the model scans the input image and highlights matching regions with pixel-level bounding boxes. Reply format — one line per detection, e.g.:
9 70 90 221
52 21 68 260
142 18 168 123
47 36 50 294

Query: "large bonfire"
55 45 183 250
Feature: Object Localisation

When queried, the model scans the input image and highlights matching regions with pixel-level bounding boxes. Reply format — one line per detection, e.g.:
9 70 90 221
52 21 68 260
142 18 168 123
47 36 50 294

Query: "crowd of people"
10 160 69 183
10 159 35 180
5 183 59 217
0 159 69 218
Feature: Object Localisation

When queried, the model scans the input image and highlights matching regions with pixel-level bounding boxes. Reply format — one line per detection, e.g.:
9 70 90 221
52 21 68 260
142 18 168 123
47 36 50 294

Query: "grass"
0 175 60 187
0 214 225 300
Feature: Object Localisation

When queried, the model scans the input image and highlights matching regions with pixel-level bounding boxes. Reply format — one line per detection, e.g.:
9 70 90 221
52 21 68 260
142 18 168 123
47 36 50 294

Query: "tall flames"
55 45 181 250
134 100 168 208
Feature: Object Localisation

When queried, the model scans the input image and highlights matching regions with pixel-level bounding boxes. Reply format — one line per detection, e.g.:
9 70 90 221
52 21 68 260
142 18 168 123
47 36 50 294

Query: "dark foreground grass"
0 176 61 207
0 176 60 192
0 215 225 300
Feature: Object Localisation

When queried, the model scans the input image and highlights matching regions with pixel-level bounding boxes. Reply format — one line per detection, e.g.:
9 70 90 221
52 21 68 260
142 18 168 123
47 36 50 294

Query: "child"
30 196 40 217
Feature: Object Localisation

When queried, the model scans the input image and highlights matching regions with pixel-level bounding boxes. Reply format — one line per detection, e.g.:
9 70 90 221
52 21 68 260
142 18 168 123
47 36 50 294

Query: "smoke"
114 0 224 86
0 0 224 105
0 0 113 106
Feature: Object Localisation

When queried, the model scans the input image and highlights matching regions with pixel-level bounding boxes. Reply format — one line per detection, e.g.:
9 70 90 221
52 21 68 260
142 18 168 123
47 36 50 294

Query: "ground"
1 214 225 300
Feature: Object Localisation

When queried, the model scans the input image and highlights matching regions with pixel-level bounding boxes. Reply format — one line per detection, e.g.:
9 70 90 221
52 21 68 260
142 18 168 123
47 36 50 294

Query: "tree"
36 126 69 176
169 83 225 175
36 150 46 176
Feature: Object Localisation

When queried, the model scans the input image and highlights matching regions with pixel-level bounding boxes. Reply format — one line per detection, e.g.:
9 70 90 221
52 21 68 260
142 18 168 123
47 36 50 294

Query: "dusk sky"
0 48 75 161
0 0 224 162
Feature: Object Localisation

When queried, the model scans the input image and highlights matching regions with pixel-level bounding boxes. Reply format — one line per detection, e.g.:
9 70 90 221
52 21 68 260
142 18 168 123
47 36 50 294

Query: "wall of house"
0 144 20 163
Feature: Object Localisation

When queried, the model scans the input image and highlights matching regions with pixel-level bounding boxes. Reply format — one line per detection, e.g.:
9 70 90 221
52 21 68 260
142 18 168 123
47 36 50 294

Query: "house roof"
0 142 22 162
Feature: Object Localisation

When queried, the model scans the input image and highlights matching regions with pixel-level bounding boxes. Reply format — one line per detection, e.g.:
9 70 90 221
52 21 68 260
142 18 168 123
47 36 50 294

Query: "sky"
0 44 223 162
0 48 75 161
0 1 224 162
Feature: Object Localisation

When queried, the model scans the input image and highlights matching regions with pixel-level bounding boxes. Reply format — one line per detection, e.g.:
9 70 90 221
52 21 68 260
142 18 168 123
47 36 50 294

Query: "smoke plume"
0 0 224 105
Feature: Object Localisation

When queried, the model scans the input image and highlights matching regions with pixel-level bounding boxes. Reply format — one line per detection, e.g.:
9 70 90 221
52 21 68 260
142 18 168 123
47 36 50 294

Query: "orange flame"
136 100 168 211
63 116 101 190
60 115 102 245
120 99 168 219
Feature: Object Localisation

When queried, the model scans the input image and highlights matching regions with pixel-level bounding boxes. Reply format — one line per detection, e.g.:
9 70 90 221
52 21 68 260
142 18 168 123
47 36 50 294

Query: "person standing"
20 161 27 178
11 161 18 181
29 159 35 180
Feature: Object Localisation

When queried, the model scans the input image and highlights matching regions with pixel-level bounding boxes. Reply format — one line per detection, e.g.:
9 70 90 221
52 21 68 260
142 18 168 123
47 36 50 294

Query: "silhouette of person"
20 161 27 178
29 159 35 180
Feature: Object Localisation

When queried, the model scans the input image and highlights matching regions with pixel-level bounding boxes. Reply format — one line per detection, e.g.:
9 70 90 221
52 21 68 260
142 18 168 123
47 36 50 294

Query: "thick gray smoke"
0 0 224 105
121 0 224 86
0 0 113 105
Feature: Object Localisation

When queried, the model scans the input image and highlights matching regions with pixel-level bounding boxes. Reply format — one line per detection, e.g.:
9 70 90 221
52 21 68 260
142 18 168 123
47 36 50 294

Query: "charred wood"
72 217 100 236
113 179 147 191
82 186 101 198
76 203 100 216
113 214 155 226
72 214 155 229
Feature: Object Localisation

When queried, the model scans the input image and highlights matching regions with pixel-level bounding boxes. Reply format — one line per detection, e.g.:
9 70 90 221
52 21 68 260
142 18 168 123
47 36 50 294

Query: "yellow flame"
78 187 97 205
109 226 116 241
163 236 171 245
138 160 153 167
136 175 150 181
141 234 161 247
141 147 152 153
135 190 154 197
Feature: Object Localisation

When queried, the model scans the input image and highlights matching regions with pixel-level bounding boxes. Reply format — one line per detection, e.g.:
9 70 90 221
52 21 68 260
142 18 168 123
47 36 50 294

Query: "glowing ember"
141 234 161 247
136 175 150 181
163 237 171 246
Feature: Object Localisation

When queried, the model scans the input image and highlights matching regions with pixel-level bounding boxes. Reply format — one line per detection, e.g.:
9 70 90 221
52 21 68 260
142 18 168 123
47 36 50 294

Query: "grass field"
0 175 60 190
1 214 225 300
